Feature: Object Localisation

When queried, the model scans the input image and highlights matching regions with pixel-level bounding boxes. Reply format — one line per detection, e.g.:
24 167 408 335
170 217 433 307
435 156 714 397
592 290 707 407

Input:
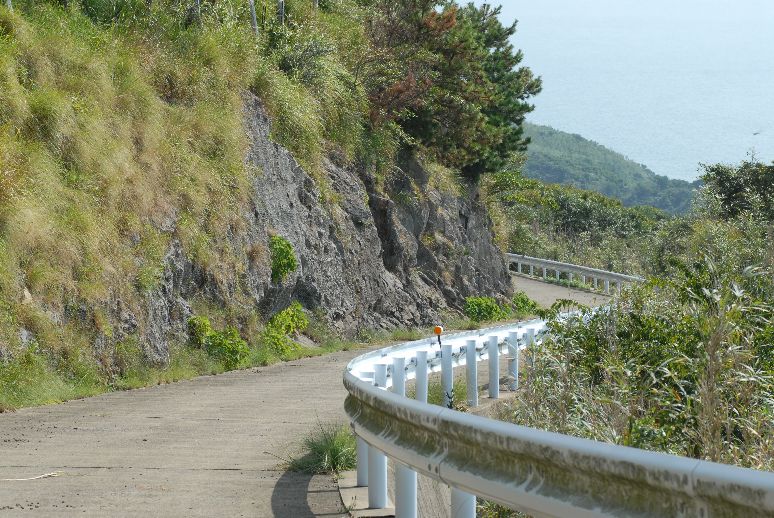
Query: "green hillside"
523 123 700 213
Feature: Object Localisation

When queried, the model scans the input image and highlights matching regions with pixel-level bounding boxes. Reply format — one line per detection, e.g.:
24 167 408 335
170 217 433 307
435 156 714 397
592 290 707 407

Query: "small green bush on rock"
269 235 298 283
464 296 508 323
187 316 213 349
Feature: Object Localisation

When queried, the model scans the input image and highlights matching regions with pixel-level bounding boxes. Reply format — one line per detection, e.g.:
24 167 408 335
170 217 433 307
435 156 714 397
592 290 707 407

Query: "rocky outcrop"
106 93 511 361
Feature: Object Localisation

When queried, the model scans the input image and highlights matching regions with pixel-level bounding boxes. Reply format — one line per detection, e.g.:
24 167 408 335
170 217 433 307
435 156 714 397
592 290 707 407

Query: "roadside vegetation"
484 167 666 274
0 301 540 411
492 160 774 487
463 291 539 323
475 160 774 515
0 1 540 410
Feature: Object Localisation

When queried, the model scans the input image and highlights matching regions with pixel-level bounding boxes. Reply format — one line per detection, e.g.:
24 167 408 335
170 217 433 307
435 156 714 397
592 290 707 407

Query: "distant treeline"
523 123 701 213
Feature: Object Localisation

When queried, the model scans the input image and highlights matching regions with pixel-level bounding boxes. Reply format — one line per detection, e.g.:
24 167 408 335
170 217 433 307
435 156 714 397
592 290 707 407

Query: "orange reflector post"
434 326 444 336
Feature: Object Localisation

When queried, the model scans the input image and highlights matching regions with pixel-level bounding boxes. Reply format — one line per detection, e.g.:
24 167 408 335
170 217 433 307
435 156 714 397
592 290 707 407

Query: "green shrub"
269 235 298 283
187 315 249 370
290 422 357 474
187 316 213 349
205 327 249 371
464 296 508 323
261 301 309 356
267 301 309 335
511 291 539 317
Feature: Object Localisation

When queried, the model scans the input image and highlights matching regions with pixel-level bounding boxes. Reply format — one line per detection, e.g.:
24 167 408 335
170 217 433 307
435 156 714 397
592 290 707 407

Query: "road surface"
0 276 603 516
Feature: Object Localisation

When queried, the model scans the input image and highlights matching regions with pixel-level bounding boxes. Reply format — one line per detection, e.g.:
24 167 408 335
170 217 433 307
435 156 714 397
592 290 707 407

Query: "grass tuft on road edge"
289 422 357 475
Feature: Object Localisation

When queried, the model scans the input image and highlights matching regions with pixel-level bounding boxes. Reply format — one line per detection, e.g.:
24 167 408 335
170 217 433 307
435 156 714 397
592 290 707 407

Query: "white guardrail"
506 253 644 294
343 258 774 518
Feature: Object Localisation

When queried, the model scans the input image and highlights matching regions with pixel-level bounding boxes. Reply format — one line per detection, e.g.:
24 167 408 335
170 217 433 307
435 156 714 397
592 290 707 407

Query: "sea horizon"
483 0 774 181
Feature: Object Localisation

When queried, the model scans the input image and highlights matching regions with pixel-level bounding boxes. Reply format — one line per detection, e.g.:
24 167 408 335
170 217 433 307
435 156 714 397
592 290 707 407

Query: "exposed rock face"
125 93 511 361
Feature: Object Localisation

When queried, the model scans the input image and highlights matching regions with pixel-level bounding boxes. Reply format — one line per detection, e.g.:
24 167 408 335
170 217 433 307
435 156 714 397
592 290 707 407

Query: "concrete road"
0 352 360 517
0 277 601 517
512 274 610 308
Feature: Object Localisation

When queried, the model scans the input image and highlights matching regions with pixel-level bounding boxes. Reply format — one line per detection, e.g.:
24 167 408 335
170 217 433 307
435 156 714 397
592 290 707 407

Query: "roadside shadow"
270 468 344 517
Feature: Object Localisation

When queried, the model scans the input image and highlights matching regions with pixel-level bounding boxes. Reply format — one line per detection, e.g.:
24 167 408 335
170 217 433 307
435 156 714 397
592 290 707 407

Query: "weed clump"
290 422 356 474
464 293 540 323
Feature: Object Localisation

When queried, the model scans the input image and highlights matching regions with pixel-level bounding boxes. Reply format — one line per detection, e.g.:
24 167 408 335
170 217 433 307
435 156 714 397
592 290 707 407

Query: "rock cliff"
110 93 511 361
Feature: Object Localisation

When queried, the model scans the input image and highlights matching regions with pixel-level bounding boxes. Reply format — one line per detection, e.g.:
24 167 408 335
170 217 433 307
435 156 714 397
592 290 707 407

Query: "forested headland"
522 122 700 213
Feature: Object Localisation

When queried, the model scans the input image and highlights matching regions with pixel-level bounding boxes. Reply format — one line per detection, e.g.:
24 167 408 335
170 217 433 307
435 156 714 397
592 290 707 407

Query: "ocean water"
481 0 774 181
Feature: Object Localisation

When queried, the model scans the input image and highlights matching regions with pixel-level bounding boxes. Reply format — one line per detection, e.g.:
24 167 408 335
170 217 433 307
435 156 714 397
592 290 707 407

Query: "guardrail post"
488 336 499 399
415 350 428 403
529 264 534 276
542 267 547 280
555 269 561 281
356 437 368 486
568 272 574 283
277 0 285 23
507 332 519 390
368 364 388 509
593 277 598 290
392 357 417 518
517 261 522 274
451 488 476 518
604 279 610 294
581 274 587 285
616 280 621 293
441 343 453 409
465 340 478 407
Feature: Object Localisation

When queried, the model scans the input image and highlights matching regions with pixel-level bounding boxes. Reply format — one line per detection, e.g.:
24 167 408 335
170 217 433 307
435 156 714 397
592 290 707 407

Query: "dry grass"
0 0 409 408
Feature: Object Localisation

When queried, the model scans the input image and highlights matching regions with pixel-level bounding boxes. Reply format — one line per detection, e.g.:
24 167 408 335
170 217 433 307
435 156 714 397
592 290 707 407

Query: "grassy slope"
523 122 700 213
0 0 377 409
0 0 526 411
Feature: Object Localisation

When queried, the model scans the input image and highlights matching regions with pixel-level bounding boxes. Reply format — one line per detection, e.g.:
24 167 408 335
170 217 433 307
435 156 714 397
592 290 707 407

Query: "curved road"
0 277 601 517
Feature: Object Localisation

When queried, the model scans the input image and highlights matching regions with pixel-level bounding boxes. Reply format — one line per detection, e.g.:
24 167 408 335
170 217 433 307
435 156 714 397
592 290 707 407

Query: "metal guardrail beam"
343 258 774 517
345 368 774 517
506 253 644 287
